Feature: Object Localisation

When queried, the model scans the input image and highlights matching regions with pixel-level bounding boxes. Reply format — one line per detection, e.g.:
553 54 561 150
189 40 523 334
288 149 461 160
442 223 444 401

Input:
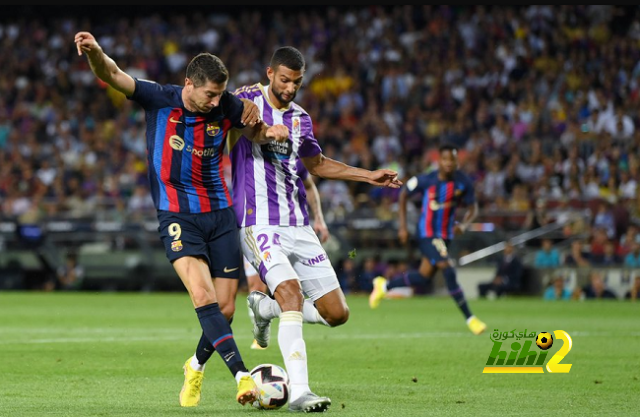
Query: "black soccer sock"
196 303 247 376
442 267 472 319
195 332 215 365
195 316 234 365
387 270 426 290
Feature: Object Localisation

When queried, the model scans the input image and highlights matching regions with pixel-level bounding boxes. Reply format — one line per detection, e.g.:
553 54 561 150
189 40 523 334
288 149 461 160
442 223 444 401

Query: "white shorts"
240 225 339 301
243 255 258 277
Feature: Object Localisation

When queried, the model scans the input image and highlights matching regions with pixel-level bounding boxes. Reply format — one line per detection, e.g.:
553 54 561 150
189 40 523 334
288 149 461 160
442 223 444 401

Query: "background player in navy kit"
369 143 487 335
74 31 289 408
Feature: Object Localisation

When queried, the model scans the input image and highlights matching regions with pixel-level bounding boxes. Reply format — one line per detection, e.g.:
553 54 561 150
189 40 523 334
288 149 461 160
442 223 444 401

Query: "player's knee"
190 286 216 308
325 305 349 327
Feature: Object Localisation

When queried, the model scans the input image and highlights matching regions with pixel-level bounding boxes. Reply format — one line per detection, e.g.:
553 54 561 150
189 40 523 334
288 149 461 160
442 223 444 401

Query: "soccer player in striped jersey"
228 46 402 412
74 31 290 408
369 143 487 335
243 161 330 351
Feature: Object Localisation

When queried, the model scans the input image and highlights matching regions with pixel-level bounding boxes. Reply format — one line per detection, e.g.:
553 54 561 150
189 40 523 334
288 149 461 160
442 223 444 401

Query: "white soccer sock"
278 311 310 402
259 297 329 326
190 355 205 372
302 299 330 326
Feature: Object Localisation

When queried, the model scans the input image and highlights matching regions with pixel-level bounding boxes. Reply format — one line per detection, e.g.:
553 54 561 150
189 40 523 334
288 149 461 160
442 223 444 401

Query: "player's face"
439 149 458 175
184 78 227 113
267 65 303 107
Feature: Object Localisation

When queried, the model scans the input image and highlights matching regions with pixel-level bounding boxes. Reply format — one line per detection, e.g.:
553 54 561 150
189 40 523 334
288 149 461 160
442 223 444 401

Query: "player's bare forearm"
303 176 325 224
75 32 135 96
241 122 288 145
303 154 371 183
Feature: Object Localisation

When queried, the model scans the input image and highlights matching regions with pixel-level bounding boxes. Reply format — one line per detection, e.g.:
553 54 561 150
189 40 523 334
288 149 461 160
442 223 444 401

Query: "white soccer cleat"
247 291 271 348
288 392 331 413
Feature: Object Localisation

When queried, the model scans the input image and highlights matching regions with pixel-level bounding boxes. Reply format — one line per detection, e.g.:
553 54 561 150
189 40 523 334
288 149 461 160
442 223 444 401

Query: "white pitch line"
1 330 638 345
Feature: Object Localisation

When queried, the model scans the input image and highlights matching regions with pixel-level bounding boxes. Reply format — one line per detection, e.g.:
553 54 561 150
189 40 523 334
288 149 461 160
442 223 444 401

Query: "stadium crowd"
2 5 640 293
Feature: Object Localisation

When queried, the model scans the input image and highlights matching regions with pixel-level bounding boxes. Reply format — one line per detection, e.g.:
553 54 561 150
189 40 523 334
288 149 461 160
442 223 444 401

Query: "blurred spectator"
55 252 84 291
623 242 640 268
543 275 572 301
336 258 358 294
357 256 378 292
591 240 622 266
573 271 617 300
477 242 523 299
564 239 591 267
592 199 616 239
624 276 640 301
534 238 561 268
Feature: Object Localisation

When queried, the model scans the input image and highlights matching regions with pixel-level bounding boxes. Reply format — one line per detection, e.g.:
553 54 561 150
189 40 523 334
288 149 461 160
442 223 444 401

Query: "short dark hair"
186 53 229 87
270 46 305 72
439 142 458 154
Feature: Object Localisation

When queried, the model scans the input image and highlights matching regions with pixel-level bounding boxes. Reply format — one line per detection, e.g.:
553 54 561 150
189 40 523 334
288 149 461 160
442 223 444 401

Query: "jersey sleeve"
128 78 177 110
224 91 246 129
404 174 429 196
297 114 322 158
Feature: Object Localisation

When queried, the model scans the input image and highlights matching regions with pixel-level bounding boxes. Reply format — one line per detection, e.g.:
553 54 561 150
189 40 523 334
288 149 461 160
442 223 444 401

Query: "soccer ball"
250 363 290 410
536 332 554 350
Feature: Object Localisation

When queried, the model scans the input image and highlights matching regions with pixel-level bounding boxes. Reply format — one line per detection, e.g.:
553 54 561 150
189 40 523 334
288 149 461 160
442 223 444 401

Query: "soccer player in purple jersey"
369 143 487 335
74 31 290 408
225 46 402 412
243 161 329 351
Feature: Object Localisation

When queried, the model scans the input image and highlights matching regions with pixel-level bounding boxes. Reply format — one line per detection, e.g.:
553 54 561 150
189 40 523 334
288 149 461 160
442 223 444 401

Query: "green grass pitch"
1 292 638 416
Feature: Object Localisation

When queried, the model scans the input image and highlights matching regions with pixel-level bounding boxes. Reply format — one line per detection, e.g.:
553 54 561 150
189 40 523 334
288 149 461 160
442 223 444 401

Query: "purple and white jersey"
229 83 322 227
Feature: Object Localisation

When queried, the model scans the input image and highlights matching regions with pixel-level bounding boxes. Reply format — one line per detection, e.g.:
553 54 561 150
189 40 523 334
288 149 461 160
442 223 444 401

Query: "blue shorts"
419 237 451 265
157 207 241 279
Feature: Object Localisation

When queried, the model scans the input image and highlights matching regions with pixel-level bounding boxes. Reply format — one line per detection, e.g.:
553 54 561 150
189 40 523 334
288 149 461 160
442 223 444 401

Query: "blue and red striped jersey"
405 170 475 239
128 78 245 213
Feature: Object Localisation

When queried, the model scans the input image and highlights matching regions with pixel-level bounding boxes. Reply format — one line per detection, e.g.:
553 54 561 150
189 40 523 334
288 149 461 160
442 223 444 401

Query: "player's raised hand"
74 31 100 56
266 124 289 142
368 169 403 188
239 98 261 127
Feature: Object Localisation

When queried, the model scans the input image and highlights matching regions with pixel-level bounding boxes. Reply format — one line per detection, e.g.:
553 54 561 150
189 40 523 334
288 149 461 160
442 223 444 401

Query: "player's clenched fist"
266 125 289 142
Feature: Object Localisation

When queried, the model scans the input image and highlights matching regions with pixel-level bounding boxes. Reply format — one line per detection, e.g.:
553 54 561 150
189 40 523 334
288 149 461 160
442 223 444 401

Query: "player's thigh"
158 210 211 268
206 208 242 279
240 225 296 296
418 238 451 269
244 255 268 293
291 226 340 302
172 256 217 308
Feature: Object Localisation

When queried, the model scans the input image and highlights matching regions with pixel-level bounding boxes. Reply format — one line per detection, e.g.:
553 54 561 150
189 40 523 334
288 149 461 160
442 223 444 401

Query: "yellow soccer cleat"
467 316 487 335
250 339 267 350
236 374 259 405
179 357 204 407
369 276 388 309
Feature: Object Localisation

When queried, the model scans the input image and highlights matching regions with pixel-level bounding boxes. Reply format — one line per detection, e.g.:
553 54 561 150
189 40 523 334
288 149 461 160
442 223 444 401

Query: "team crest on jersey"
292 117 301 135
263 251 272 262
171 240 183 252
206 122 220 137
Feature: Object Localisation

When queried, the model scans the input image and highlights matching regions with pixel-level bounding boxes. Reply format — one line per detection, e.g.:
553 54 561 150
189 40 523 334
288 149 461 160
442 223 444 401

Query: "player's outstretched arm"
240 122 289 145
301 153 403 188
303 176 330 243
74 31 135 97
